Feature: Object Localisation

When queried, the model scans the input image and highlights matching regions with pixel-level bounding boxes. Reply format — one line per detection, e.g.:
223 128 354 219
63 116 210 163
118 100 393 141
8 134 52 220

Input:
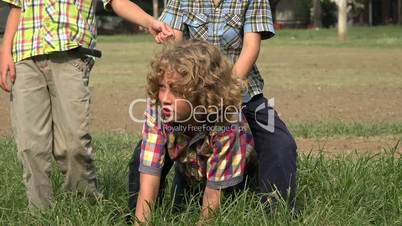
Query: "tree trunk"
153 0 159 18
337 0 347 41
313 0 322 28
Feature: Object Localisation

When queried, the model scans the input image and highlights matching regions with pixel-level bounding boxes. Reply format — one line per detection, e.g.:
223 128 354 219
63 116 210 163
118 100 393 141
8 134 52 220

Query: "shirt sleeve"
139 104 167 176
244 0 275 40
206 124 251 189
1 0 22 7
159 0 186 32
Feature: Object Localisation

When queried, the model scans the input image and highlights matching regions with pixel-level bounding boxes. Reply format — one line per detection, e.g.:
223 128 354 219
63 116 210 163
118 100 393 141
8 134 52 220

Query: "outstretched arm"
108 0 173 43
154 29 183 43
134 173 161 225
201 187 222 220
0 6 21 92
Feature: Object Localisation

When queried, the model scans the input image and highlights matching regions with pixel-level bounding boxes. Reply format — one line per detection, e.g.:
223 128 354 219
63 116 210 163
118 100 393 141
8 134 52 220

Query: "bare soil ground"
1 44 401 154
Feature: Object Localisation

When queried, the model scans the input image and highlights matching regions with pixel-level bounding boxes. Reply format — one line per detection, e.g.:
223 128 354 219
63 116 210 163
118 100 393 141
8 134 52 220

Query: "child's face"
158 74 192 122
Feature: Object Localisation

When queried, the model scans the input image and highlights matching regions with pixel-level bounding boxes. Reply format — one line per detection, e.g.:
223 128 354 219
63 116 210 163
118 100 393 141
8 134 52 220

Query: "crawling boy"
134 40 255 223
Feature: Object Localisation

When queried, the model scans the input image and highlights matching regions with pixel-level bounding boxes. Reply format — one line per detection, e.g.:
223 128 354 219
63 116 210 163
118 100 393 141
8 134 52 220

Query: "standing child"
0 0 172 209
134 40 255 223
157 0 298 207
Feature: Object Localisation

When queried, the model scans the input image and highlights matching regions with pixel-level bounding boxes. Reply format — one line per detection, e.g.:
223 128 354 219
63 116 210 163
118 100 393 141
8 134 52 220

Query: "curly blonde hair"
147 40 245 123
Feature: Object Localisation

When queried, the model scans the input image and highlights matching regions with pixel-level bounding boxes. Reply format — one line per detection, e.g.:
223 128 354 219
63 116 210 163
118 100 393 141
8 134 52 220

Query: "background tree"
399 0 402 24
270 0 282 22
313 0 322 28
153 0 159 18
332 0 347 41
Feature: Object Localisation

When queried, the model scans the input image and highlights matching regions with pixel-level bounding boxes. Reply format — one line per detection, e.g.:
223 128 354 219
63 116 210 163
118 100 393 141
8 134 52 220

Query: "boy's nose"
160 91 173 105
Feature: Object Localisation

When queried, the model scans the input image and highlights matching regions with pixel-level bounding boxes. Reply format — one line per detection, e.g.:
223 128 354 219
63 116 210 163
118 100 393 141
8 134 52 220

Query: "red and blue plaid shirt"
139 103 255 189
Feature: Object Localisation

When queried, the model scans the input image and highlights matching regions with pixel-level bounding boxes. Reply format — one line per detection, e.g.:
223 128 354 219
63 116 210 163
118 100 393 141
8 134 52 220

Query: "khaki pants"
10 52 98 209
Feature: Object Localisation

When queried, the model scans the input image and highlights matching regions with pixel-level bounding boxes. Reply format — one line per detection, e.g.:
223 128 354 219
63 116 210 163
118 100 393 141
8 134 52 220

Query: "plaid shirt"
160 0 275 103
2 0 111 62
139 103 254 189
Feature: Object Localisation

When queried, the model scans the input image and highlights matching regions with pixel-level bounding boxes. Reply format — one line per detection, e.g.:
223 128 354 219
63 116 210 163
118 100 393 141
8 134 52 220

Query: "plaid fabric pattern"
160 0 275 102
139 103 254 189
2 0 111 62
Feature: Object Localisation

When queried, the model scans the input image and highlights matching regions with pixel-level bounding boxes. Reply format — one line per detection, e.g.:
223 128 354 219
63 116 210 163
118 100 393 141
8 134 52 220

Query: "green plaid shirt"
160 0 275 102
2 0 111 62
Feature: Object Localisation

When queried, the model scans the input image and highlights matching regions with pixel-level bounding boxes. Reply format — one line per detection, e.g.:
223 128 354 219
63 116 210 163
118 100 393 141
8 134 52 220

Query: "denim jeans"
242 94 297 206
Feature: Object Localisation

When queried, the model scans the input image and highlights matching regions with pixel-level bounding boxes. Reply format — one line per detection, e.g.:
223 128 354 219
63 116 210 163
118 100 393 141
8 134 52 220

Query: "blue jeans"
242 94 297 206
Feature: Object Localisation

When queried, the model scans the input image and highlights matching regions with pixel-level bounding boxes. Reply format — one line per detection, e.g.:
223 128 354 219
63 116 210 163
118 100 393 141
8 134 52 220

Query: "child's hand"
155 32 175 44
148 19 174 44
0 49 15 92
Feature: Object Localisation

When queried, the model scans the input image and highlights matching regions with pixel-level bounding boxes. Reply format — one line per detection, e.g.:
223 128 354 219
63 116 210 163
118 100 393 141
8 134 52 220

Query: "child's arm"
156 29 183 43
233 0 275 80
0 5 20 92
155 0 185 43
201 123 252 220
201 187 222 219
107 0 173 42
135 173 161 224
232 32 261 80
172 30 183 42
135 105 167 224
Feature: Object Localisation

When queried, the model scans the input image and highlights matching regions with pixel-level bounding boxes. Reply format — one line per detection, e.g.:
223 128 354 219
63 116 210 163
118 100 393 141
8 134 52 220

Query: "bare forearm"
110 0 154 28
134 173 161 224
201 187 221 219
173 30 184 42
232 33 261 79
1 6 21 52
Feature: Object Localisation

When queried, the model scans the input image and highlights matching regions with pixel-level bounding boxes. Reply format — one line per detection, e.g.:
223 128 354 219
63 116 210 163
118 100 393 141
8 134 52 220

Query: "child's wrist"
1 49 12 55
0 49 13 59
0 44 13 54
146 16 156 29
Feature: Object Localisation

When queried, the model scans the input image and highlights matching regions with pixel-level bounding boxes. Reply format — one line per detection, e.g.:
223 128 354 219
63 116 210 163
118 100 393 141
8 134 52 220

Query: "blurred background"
1 0 401 34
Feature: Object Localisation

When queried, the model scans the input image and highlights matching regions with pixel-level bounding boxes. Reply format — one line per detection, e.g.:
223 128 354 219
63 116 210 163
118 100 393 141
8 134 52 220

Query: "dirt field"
1 42 401 153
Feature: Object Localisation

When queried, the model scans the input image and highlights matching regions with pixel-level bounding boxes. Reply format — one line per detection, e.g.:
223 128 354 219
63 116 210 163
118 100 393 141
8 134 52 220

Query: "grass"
1 25 401 225
289 122 402 138
97 26 402 48
0 134 401 225
90 26 402 90
266 26 402 48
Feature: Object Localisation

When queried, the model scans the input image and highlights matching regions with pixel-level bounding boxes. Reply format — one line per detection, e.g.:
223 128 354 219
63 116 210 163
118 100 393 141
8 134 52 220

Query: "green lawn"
0 134 401 225
92 26 402 89
97 26 402 48
1 26 402 225
289 122 402 138
266 26 402 48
